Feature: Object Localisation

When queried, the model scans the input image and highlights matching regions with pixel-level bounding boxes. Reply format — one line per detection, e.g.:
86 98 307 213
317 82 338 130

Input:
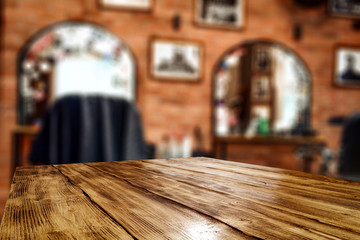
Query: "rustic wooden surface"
1 157 359 239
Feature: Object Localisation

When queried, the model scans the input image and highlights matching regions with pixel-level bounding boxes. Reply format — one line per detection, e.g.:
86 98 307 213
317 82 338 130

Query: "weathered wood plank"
109 159 360 211
0 166 134 240
55 163 253 240
88 160 360 240
191 157 360 190
148 158 360 198
2 158 359 240
142 159 360 224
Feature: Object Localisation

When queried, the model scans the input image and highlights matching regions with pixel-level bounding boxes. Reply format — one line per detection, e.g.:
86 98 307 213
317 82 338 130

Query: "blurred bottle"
258 117 270 135
156 134 170 159
215 100 229 136
192 126 205 157
157 131 193 159
182 134 192 158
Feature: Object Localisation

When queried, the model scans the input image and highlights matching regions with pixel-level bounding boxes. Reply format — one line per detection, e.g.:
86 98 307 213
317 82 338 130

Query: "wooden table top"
1 157 359 239
214 135 326 145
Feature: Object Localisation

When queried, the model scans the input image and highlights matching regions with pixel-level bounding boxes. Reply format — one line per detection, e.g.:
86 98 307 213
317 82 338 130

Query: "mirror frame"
16 20 138 125
211 39 313 137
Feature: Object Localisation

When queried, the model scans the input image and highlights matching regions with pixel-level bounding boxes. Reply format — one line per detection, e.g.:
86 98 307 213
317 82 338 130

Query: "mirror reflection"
18 22 136 125
213 40 311 137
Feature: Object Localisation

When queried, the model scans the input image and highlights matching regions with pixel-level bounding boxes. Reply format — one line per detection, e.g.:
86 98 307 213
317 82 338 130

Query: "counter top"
214 135 325 145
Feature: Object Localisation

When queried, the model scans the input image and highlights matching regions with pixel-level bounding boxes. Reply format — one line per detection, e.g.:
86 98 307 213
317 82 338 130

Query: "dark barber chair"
337 112 360 181
30 95 152 165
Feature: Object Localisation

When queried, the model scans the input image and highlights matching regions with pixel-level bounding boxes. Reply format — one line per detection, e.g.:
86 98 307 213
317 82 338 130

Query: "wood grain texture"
0 166 134 239
1 157 360 239
87 159 360 239
55 163 248 240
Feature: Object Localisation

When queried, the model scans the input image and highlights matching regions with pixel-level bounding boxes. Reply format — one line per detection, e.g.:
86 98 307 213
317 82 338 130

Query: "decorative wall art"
334 45 360 88
251 75 272 102
99 0 153 11
194 0 245 30
150 37 203 81
252 45 272 73
328 0 360 19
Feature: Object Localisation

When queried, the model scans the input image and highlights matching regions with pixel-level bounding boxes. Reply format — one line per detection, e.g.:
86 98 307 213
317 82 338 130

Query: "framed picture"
334 45 360 88
194 0 245 30
328 0 360 19
98 0 153 11
251 75 271 102
149 37 203 82
252 45 272 73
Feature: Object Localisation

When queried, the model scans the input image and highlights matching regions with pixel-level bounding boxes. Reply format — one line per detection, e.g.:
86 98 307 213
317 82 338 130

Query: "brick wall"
1 0 360 218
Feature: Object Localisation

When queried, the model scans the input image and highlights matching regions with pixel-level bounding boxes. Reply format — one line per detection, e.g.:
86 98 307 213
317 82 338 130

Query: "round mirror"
213 40 311 136
18 21 136 125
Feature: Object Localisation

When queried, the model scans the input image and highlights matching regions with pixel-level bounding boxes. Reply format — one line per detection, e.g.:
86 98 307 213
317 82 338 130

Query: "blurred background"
1 0 360 219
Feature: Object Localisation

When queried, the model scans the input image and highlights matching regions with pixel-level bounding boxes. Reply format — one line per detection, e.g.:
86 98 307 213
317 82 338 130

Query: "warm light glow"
186 222 222 240
39 61 51 73
23 60 35 71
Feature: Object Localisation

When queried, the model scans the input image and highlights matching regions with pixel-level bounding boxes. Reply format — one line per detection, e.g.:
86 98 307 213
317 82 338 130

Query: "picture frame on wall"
251 75 271 102
194 0 245 30
149 37 203 82
98 0 153 11
328 0 360 19
252 45 272 73
334 45 360 88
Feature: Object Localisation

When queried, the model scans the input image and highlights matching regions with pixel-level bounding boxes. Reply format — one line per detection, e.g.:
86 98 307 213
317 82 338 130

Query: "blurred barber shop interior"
0 0 360 219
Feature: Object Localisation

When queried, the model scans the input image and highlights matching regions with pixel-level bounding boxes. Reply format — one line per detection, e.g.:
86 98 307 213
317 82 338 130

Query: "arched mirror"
213 40 311 137
18 21 136 125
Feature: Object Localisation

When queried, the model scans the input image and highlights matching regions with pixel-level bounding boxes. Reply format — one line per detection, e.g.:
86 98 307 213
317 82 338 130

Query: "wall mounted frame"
98 0 153 11
194 0 246 30
149 37 204 82
333 45 360 89
328 0 360 19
